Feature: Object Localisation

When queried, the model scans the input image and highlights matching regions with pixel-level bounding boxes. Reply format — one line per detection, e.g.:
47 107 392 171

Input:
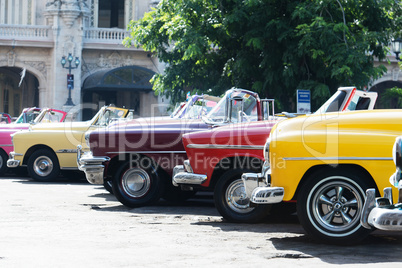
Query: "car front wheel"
214 169 271 223
297 168 373 245
112 157 164 207
27 149 60 182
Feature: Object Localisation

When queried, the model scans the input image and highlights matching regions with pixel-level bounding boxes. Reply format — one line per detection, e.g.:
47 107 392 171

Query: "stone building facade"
0 0 166 119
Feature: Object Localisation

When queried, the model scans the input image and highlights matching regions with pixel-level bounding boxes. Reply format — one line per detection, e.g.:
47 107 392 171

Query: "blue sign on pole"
297 89 311 113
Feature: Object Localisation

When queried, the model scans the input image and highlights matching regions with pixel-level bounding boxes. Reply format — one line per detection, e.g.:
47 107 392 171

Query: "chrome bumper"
77 145 110 185
172 160 207 187
7 152 21 168
361 186 402 231
241 163 284 204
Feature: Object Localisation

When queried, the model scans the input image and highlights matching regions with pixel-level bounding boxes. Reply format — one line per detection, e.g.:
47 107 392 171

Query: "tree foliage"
381 87 402 108
124 0 402 110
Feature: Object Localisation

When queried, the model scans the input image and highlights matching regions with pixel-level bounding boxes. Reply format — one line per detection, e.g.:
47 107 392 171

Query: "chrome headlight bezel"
263 137 271 164
393 136 402 170
85 131 91 148
392 136 402 188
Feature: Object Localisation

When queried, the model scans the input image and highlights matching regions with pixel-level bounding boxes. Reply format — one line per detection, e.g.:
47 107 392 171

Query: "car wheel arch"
107 153 169 182
23 144 57 166
209 156 264 189
293 164 378 201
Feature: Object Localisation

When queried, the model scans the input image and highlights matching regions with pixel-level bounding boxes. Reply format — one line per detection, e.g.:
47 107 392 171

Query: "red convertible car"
172 87 377 222
78 88 275 207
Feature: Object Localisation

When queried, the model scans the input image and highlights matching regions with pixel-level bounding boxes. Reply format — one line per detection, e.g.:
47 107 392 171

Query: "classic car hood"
89 118 210 156
275 109 402 134
182 120 279 147
106 118 206 131
271 109 402 159
30 121 92 131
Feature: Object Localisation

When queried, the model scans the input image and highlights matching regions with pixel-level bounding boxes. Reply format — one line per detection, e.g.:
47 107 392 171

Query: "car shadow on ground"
269 231 402 264
7 171 90 183
89 188 402 264
10 175 402 264
87 190 220 215
87 188 305 235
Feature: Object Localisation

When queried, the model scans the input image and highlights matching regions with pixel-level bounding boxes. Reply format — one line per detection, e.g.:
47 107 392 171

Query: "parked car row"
172 86 377 223
75 86 381 241
77 88 275 206
5 86 397 245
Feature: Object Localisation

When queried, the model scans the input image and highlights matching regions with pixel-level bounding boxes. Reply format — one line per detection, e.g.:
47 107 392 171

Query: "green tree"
124 0 402 111
381 87 402 108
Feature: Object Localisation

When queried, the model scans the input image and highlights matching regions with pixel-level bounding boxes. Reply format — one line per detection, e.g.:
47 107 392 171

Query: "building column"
45 1 90 116
38 86 47 108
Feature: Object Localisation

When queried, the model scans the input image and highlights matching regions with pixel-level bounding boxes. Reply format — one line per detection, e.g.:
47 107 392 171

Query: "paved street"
1 175 402 267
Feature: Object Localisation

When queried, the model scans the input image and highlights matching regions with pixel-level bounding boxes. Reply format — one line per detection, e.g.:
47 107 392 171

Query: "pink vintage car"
0 108 67 176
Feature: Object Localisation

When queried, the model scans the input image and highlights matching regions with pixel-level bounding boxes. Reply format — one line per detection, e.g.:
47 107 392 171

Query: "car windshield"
182 99 218 119
171 102 185 118
345 94 372 111
203 90 258 124
173 96 219 119
173 98 195 119
34 110 66 123
14 109 42 124
93 107 128 126
315 90 347 114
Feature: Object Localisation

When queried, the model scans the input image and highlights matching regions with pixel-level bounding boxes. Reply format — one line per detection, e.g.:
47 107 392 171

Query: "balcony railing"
0 25 134 49
84 28 130 43
0 24 53 40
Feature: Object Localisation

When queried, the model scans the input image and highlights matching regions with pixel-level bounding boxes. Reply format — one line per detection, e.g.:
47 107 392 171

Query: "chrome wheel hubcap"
310 178 363 233
33 156 53 177
121 168 151 198
225 179 254 214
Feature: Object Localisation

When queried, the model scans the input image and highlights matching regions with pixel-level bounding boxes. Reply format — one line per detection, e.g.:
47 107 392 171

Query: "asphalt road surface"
1 174 402 267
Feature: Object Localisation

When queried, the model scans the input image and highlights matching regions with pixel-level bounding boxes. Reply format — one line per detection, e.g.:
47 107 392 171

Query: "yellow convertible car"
7 106 131 182
242 109 401 244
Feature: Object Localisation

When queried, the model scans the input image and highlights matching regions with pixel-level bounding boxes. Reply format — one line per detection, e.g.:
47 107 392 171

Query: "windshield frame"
14 108 42 124
91 106 129 127
202 88 260 126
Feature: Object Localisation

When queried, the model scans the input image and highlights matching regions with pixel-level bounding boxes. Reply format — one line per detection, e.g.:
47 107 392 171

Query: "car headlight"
393 136 402 170
263 137 271 163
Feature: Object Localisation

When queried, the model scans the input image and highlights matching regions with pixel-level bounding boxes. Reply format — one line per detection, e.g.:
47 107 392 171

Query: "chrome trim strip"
283 157 392 161
0 144 12 147
106 151 187 154
60 167 79 170
187 144 264 150
56 149 78 153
